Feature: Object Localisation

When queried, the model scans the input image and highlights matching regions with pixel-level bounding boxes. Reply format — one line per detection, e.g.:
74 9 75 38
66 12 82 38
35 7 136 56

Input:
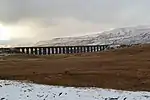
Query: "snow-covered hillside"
0 80 150 100
35 25 150 46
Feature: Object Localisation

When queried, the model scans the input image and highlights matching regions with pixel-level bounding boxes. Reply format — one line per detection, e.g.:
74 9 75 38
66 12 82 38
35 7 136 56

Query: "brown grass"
0 44 150 91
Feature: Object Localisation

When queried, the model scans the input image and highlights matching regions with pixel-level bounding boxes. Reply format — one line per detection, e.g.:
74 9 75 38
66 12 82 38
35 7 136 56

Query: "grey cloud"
0 0 150 24
1 0 150 43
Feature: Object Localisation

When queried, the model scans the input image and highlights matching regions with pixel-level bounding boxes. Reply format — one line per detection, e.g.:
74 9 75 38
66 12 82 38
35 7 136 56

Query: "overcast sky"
0 0 150 43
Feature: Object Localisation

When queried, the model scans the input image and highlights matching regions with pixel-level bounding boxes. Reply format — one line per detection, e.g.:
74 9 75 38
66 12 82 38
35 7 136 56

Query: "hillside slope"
35 25 150 46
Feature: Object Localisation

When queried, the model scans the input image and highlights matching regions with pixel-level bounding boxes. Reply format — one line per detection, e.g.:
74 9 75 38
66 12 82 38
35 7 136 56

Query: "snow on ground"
0 80 150 100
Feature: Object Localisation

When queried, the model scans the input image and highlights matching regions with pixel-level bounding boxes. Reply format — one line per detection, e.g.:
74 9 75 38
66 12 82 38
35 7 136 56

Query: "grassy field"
0 44 150 91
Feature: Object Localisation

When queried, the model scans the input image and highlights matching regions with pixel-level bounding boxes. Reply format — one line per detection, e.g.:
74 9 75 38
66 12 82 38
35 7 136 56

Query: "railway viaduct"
0 45 109 55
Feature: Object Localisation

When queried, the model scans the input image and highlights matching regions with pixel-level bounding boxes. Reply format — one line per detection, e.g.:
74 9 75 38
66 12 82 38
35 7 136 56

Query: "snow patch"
0 80 150 100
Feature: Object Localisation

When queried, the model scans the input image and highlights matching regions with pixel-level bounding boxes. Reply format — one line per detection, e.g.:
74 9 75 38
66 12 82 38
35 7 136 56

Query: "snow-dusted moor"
1 1 150 100
35 25 150 46
1 25 150 47
0 80 150 100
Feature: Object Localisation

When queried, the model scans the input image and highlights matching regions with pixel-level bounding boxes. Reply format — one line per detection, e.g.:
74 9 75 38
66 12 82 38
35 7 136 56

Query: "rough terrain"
0 44 150 91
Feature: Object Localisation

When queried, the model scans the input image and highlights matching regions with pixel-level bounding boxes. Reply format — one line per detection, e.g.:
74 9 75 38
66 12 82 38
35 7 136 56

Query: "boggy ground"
0 44 150 91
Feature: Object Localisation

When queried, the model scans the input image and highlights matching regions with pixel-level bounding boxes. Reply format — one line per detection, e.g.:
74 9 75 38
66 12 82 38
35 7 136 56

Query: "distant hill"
35 25 150 46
